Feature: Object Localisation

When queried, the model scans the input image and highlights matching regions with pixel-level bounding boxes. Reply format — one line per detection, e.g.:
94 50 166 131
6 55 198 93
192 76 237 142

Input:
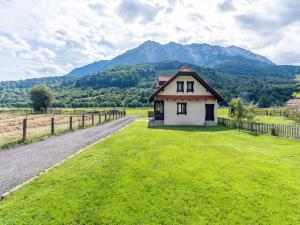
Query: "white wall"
164 100 218 125
159 75 212 96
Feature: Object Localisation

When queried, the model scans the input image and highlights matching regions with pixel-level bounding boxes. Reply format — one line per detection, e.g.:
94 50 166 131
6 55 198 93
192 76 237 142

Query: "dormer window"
187 81 194 92
177 81 184 92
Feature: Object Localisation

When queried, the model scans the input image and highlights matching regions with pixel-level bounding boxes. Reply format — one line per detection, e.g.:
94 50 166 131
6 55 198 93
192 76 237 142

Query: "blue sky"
0 0 300 81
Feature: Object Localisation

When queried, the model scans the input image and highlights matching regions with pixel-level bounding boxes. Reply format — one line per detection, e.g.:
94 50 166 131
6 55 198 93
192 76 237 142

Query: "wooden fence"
0 108 127 116
218 117 300 139
21 110 126 141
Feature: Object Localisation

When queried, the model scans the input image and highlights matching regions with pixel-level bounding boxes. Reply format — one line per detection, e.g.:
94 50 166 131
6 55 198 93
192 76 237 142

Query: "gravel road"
0 116 136 195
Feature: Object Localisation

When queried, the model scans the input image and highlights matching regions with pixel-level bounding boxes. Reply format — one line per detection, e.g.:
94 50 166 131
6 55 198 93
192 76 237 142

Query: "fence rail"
21 110 126 141
218 117 300 139
0 110 126 148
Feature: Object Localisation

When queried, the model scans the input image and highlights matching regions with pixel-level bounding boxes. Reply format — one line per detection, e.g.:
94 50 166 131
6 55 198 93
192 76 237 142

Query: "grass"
125 107 151 118
253 115 297 125
0 121 299 224
217 107 299 125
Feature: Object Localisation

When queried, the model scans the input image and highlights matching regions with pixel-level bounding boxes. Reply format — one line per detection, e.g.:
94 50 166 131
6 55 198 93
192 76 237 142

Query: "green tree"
258 95 272 108
229 98 255 122
245 102 256 121
29 85 53 112
293 74 300 98
229 98 245 122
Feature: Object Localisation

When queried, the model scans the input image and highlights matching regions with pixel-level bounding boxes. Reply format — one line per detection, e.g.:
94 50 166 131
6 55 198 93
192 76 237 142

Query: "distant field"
0 108 150 148
217 107 299 125
0 113 95 148
0 121 298 224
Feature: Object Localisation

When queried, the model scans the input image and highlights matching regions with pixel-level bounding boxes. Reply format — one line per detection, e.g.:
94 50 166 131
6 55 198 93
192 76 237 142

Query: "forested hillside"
0 61 297 108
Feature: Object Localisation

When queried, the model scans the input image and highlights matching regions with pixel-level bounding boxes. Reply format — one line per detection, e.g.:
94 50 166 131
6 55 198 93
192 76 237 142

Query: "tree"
245 102 256 121
229 98 245 122
293 74 300 98
229 98 255 122
29 85 53 112
257 95 272 108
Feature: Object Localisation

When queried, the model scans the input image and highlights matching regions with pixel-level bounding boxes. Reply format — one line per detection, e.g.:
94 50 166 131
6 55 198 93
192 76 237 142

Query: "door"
205 104 215 121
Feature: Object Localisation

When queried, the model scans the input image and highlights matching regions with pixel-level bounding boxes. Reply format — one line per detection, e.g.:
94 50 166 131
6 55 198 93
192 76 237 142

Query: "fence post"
70 116 73 130
92 113 94 126
99 113 101 124
104 113 107 122
23 118 27 141
82 114 85 127
51 117 54 135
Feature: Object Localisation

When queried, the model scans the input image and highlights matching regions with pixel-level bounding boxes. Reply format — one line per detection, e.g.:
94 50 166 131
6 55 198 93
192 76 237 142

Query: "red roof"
179 66 194 72
155 95 216 101
286 99 300 107
149 66 224 102
159 76 172 82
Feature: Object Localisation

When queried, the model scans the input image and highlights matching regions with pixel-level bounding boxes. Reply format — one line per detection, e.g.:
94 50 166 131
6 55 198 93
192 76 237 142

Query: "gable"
158 75 212 96
149 66 224 102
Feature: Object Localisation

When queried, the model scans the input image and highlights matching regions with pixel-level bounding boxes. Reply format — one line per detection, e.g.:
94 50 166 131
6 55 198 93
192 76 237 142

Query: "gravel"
0 116 136 195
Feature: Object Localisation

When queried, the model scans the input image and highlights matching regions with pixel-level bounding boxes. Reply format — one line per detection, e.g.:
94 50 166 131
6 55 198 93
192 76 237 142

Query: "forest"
0 61 298 108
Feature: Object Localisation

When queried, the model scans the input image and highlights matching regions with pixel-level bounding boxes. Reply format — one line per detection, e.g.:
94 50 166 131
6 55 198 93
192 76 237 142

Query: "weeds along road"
0 116 137 196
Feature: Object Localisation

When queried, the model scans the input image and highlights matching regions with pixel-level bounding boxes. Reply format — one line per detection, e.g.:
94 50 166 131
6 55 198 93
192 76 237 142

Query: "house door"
205 104 215 121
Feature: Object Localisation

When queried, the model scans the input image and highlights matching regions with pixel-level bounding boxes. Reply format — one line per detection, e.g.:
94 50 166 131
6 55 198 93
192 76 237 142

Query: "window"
187 81 194 92
177 81 184 92
177 103 187 115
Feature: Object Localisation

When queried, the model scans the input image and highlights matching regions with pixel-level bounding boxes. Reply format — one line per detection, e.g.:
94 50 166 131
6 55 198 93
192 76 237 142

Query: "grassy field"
253 115 297 125
0 108 149 148
218 107 299 125
0 120 299 224
0 113 97 148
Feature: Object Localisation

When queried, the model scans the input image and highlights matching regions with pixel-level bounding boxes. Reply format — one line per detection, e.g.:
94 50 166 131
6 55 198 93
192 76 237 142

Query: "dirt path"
0 116 136 195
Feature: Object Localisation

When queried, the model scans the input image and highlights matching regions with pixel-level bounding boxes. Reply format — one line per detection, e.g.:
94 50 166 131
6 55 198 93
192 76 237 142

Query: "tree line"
0 61 298 108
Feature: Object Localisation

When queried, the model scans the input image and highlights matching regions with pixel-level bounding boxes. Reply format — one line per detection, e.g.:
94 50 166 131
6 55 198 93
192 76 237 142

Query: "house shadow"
148 124 233 132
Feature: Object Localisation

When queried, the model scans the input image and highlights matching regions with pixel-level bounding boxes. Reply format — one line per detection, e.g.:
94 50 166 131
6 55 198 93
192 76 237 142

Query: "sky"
0 0 300 81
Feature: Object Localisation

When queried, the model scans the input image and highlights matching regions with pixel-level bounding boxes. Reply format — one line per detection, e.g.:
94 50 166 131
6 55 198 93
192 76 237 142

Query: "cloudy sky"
0 0 300 81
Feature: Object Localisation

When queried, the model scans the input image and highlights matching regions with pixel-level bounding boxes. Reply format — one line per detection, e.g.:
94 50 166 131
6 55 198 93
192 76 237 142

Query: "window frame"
187 81 194 93
177 81 184 93
177 102 187 115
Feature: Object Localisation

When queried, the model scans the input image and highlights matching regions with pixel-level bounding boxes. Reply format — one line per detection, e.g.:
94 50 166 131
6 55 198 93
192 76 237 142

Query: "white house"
149 66 224 126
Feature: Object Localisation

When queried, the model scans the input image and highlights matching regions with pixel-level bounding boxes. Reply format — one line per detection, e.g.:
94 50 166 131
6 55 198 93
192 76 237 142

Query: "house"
149 66 224 126
285 98 300 109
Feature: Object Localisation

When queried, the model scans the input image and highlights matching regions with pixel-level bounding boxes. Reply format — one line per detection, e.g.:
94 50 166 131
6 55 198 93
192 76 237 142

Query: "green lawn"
217 107 299 125
0 121 299 224
125 107 151 118
253 115 297 125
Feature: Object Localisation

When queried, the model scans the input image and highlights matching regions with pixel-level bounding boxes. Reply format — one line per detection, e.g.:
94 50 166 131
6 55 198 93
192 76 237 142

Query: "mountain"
67 60 109 77
67 40 281 77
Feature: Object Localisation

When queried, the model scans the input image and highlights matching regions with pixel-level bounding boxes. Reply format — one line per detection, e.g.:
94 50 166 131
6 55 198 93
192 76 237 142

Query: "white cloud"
0 0 299 81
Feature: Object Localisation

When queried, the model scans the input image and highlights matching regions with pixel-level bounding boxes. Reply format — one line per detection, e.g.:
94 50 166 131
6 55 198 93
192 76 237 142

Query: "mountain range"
67 40 300 78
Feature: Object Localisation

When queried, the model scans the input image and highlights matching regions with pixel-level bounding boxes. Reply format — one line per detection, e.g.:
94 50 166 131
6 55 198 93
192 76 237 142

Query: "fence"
218 117 300 139
20 110 125 141
0 108 125 116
